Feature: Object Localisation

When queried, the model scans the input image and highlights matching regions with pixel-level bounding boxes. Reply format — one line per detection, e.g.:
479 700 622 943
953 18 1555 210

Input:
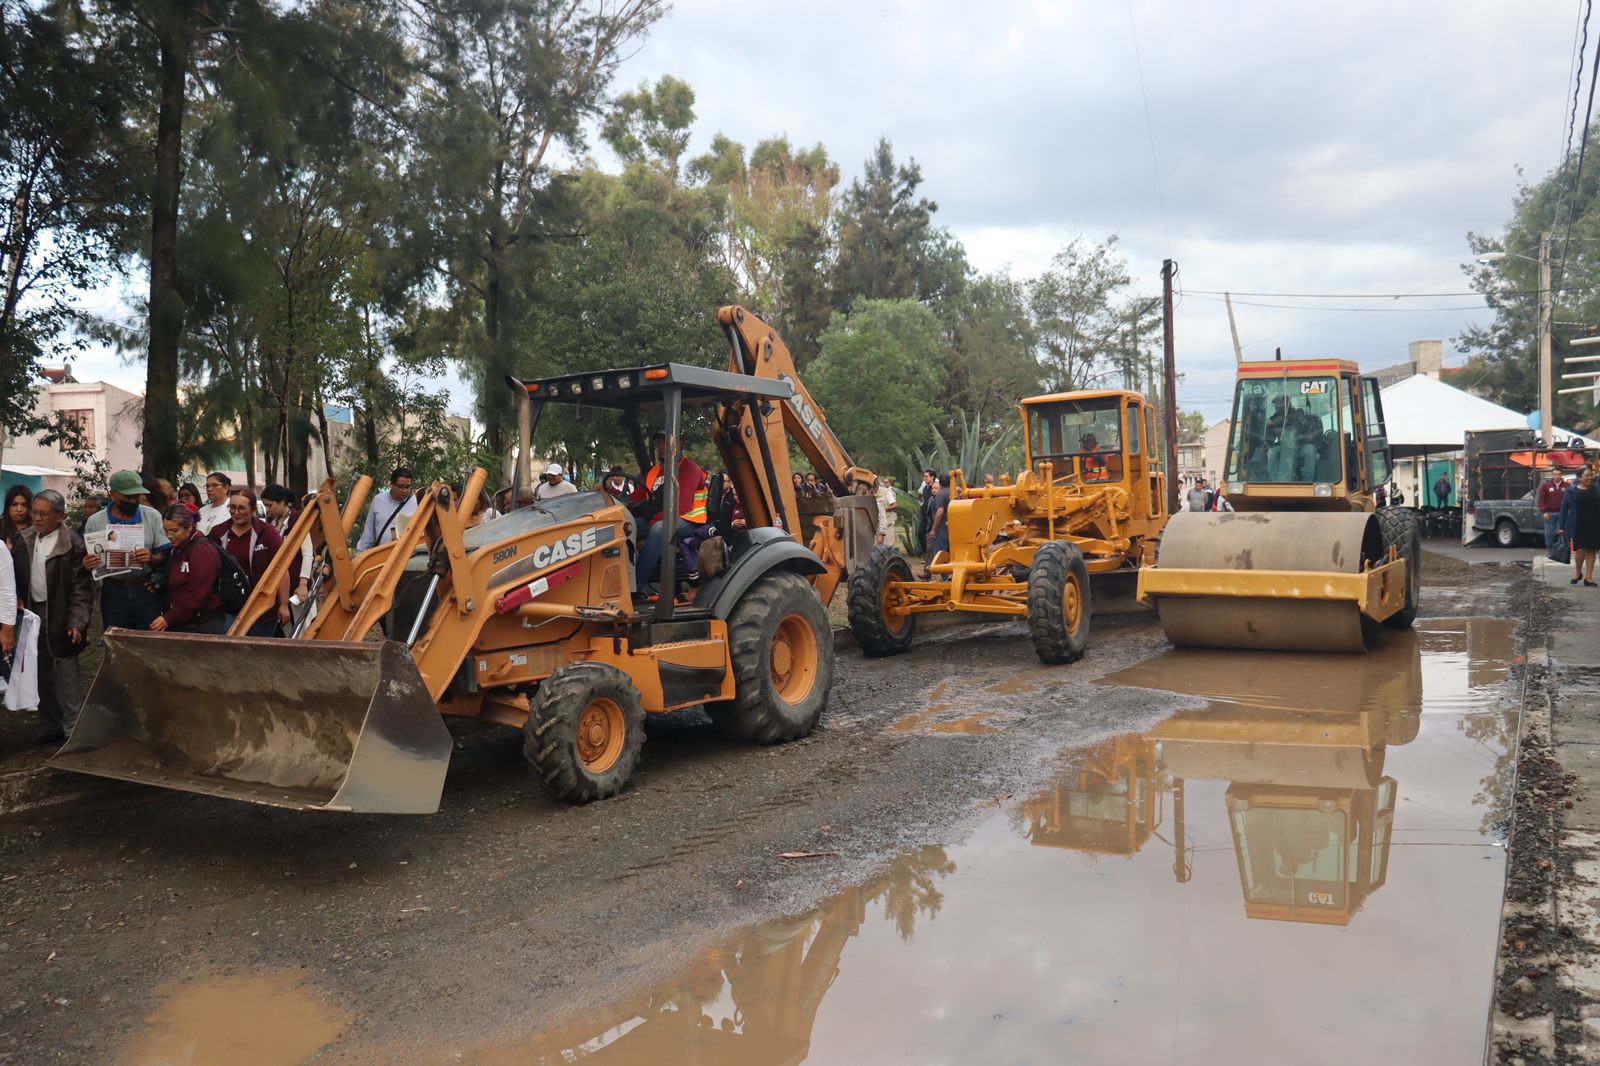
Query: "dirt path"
0 548 1524 1064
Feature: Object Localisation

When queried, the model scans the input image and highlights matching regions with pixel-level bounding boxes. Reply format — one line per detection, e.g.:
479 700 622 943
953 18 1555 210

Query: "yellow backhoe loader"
53 307 878 814
847 389 1168 663
1136 357 1420 652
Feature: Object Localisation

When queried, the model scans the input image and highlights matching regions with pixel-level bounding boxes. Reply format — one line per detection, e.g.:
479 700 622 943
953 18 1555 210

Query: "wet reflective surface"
458 619 1516 1065
120 971 346 1065
121 619 1518 1064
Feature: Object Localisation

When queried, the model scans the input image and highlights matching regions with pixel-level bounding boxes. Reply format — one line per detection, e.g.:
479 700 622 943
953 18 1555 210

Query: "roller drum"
1151 511 1384 653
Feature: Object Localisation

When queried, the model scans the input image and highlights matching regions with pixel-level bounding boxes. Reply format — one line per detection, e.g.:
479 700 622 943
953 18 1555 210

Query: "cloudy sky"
69 0 1582 423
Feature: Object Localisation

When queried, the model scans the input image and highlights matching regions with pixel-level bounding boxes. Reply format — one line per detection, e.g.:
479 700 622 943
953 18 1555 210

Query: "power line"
1556 0 1600 292
1184 287 1561 299
1125 0 1173 261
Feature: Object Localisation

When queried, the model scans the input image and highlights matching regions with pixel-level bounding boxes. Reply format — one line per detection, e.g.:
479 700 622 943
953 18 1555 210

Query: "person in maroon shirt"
1539 470 1568 551
209 490 290 636
149 506 225 634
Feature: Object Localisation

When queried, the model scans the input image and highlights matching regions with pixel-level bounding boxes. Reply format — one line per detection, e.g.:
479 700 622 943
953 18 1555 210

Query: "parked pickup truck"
1471 490 1541 547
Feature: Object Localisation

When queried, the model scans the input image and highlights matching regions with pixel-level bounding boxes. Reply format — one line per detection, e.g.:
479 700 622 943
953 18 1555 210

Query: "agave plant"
892 409 1025 553
900 408 1024 491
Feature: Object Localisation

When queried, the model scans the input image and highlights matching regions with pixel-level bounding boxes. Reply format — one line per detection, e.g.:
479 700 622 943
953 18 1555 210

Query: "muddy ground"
0 546 1524 1063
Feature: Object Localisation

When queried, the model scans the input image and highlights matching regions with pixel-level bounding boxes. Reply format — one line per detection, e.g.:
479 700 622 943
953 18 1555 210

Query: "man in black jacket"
12 490 94 743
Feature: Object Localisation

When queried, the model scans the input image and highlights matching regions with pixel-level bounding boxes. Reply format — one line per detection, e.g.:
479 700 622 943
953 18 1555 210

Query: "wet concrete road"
0 554 1527 1065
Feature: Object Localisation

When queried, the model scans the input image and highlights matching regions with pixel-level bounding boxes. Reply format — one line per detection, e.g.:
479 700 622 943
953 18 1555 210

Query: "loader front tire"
1377 507 1420 630
1027 541 1091 664
708 570 833 744
847 546 917 657
525 663 645 803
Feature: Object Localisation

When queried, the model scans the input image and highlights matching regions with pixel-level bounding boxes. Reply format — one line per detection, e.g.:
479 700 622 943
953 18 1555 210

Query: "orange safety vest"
645 460 709 523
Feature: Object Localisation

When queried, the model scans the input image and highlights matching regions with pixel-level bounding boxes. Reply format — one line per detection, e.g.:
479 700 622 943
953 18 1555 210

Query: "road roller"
1136 358 1419 652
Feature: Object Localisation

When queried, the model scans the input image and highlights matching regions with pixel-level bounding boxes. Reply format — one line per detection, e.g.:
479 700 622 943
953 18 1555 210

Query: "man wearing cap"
82 469 168 632
356 467 417 553
535 463 579 502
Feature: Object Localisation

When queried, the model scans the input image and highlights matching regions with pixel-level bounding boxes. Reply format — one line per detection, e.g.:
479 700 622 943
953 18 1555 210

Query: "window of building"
58 409 95 451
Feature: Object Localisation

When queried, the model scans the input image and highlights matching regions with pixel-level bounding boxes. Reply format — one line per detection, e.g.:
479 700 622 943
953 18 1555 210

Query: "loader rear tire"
847 546 917 657
525 663 645 803
1028 541 1090 664
708 570 833 744
1377 507 1420 630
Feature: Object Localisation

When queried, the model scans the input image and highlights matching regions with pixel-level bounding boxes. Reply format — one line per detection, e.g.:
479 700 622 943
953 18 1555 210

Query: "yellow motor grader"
848 388 1168 663
52 307 879 814
1136 357 1419 653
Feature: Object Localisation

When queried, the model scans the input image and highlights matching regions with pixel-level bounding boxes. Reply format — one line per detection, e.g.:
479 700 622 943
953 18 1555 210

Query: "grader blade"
52 632 452 814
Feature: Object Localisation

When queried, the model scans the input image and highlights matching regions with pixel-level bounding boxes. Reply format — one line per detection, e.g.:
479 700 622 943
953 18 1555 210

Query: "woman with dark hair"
175 482 202 513
2 485 32 547
261 483 312 602
197 472 231 534
148 505 225 634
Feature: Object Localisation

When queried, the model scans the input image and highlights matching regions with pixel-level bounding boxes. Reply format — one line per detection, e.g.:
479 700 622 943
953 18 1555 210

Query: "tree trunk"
144 5 192 481
287 386 309 496
315 396 332 484
361 305 380 468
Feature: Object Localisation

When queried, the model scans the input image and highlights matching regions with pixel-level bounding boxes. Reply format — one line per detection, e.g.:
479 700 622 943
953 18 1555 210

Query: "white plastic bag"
4 609 41 712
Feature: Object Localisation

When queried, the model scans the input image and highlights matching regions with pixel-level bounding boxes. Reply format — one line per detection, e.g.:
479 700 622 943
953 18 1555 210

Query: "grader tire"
1027 541 1091 664
847 546 917 657
524 663 645 803
708 570 833 744
1377 506 1421 630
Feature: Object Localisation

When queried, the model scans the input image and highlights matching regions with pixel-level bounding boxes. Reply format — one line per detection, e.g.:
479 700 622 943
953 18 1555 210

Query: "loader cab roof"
1236 358 1361 378
1021 388 1146 407
507 363 793 412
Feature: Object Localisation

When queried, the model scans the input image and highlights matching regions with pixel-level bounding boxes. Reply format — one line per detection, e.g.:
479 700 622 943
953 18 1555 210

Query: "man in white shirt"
356 467 418 553
534 463 579 502
197 471 232 534
14 490 93 743
875 475 899 546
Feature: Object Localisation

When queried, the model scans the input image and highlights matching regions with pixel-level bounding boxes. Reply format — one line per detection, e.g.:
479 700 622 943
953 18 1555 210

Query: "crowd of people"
0 466 375 748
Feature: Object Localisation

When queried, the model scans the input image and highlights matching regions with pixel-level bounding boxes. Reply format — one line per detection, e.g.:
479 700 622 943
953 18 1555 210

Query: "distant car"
1471 490 1540 548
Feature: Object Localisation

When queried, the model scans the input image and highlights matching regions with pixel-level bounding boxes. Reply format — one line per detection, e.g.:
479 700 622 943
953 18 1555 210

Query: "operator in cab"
632 431 710 589
1080 432 1106 479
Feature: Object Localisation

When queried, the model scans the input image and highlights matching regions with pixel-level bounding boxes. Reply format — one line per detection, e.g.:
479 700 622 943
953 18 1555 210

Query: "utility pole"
1162 259 1179 514
1539 233 1553 447
1224 292 1243 364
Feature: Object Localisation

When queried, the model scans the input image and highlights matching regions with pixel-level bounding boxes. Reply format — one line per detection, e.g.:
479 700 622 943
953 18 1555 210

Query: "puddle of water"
120 971 346 1066
460 618 1517 1065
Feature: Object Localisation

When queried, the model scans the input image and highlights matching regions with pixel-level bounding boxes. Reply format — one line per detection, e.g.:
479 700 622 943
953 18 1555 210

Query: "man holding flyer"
82 470 168 631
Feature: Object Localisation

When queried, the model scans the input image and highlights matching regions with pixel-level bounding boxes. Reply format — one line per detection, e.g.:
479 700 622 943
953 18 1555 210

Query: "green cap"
108 470 145 495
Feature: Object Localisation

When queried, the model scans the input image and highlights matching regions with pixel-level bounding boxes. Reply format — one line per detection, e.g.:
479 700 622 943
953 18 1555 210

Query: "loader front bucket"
51 632 453 814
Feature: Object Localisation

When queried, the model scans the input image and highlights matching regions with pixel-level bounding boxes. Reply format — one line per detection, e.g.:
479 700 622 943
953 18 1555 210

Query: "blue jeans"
101 581 161 632
1546 514 1558 549
637 523 665 588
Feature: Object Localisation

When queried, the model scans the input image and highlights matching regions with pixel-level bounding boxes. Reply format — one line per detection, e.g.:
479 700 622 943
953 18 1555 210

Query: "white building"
2 367 143 495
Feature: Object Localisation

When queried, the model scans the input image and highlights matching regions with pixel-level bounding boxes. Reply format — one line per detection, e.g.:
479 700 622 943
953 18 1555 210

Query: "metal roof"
506 364 792 411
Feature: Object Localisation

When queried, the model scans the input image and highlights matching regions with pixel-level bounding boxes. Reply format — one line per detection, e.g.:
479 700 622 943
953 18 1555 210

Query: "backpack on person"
208 538 253 614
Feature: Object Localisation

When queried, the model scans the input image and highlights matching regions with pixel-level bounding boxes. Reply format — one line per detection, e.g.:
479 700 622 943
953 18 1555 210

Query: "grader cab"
848 389 1167 664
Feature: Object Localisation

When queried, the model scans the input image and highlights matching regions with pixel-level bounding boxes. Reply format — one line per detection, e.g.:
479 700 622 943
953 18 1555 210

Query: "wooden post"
1162 260 1180 514
1225 292 1243 364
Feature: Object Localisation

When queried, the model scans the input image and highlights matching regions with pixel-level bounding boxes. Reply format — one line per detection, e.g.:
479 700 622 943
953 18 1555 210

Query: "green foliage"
1028 236 1153 393
810 299 947 476
901 409 1024 491
604 75 696 178
943 273 1042 419
1178 409 1208 440
832 139 966 313
0 0 137 436
1460 134 1600 431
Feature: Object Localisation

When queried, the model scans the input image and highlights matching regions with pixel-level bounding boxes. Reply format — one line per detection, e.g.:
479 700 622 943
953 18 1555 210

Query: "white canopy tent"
1379 374 1598 458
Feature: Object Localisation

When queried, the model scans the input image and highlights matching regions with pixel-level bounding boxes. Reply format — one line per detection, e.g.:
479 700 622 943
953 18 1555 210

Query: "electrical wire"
1555 1 1600 293
1125 0 1173 261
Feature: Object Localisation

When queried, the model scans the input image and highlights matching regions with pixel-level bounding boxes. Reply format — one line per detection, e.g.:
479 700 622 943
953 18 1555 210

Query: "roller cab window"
1226 377 1342 485
1026 398 1124 483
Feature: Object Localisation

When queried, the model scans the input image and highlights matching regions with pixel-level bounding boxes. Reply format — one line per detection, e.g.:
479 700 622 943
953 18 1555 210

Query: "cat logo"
531 526 600 570
1306 890 1336 906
